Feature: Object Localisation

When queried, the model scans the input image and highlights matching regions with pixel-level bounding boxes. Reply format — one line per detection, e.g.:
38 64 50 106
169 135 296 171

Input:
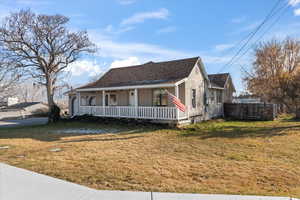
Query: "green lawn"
0 117 299 197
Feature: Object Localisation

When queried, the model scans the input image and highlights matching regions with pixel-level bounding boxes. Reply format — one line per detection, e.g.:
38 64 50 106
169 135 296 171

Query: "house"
233 94 261 103
68 57 235 124
0 102 49 120
0 97 19 108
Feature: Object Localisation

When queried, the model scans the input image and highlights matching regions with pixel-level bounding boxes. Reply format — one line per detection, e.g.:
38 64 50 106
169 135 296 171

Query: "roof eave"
196 58 211 87
76 82 177 92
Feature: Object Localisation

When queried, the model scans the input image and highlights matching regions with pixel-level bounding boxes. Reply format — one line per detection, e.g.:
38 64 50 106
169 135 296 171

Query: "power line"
229 0 284 53
218 0 286 73
223 3 290 72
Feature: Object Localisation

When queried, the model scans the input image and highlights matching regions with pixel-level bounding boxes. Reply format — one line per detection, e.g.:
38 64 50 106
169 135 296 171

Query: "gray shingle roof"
78 57 232 90
208 73 229 88
79 57 200 89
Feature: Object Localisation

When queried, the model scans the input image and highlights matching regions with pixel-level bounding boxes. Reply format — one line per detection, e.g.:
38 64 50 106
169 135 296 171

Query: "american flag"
165 90 186 112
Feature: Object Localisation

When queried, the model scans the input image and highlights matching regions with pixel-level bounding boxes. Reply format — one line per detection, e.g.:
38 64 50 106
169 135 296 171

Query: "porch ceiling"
76 82 179 92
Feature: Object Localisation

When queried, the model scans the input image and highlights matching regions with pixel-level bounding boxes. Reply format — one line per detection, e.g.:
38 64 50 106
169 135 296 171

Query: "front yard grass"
0 118 300 197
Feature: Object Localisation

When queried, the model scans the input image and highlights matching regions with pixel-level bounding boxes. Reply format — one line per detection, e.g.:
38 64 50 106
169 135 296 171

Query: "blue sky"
1 0 300 93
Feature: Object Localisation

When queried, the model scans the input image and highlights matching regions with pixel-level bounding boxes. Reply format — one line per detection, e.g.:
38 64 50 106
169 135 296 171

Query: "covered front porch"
71 81 188 121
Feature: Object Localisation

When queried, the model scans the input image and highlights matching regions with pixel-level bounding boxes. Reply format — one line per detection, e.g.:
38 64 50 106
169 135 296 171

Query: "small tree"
0 10 95 122
244 38 300 118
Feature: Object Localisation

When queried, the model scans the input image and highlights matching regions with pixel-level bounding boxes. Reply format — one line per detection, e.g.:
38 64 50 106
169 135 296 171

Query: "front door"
129 90 135 106
71 97 78 115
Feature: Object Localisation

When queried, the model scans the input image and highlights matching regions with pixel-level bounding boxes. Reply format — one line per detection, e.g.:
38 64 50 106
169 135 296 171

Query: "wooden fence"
224 103 277 121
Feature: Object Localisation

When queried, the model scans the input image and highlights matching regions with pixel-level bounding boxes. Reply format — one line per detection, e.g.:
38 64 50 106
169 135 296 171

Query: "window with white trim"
153 89 168 106
109 94 117 106
88 96 96 106
80 96 88 106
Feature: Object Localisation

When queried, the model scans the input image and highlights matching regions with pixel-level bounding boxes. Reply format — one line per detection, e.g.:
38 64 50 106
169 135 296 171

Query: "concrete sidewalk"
0 163 297 200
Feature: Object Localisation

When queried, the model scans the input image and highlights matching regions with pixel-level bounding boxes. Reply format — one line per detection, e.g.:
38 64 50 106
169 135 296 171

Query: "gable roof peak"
208 73 230 88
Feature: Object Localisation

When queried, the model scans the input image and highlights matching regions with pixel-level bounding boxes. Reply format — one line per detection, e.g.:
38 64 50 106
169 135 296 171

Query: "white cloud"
117 0 136 5
288 0 300 15
294 8 300 16
66 60 102 77
202 55 233 65
289 0 300 6
262 22 300 40
103 24 135 35
156 26 176 34
121 8 169 26
95 38 191 61
231 21 261 35
89 30 191 60
89 29 235 66
215 43 234 51
110 57 140 68
231 16 246 24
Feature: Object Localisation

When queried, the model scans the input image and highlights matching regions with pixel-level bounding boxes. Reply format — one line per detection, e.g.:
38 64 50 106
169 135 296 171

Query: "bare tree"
0 57 21 101
15 81 46 103
244 38 300 118
0 10 95 122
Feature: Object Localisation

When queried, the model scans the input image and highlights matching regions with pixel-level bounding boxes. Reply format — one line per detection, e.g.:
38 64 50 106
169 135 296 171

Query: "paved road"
0 117 48 128
0 163 297 200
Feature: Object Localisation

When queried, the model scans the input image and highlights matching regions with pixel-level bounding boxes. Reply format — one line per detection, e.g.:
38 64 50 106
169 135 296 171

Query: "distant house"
233 94 261 103
68 57 235 124
0 102 49 120
0 97 19 108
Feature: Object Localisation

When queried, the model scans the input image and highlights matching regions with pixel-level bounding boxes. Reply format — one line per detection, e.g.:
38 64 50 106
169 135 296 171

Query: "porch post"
134 89 138 117
76 92 80 115
102 90 105 115
175 85 179 120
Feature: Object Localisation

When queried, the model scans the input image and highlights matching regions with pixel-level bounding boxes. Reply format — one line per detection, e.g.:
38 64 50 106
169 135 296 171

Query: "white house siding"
223 77 235 103
97 92 103 106
138 88 152 106
179 83 185 105
117 90 129 106
137 87 177 107
185 63 206 119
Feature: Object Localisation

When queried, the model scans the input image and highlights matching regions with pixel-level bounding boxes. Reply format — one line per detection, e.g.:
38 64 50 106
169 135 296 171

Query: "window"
216 90 223 103
209 90 215 103
203 91 208 105
192 89 196 108
110 94 117 106
153 89 168 106
88 96 96 106
105 93 117 106
80 96 88 106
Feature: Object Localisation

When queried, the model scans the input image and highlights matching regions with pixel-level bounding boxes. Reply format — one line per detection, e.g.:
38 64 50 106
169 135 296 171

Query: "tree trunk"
296 107 300 119
46 76 60 123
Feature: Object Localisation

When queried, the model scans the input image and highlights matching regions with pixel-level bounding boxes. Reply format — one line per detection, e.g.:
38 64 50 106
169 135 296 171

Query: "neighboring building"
233 94 261 103
68 57 235 124
0 102 49 120
0 97 19 108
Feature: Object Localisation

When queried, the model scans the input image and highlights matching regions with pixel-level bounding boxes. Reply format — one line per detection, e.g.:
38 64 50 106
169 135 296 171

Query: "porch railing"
76 106 187 120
